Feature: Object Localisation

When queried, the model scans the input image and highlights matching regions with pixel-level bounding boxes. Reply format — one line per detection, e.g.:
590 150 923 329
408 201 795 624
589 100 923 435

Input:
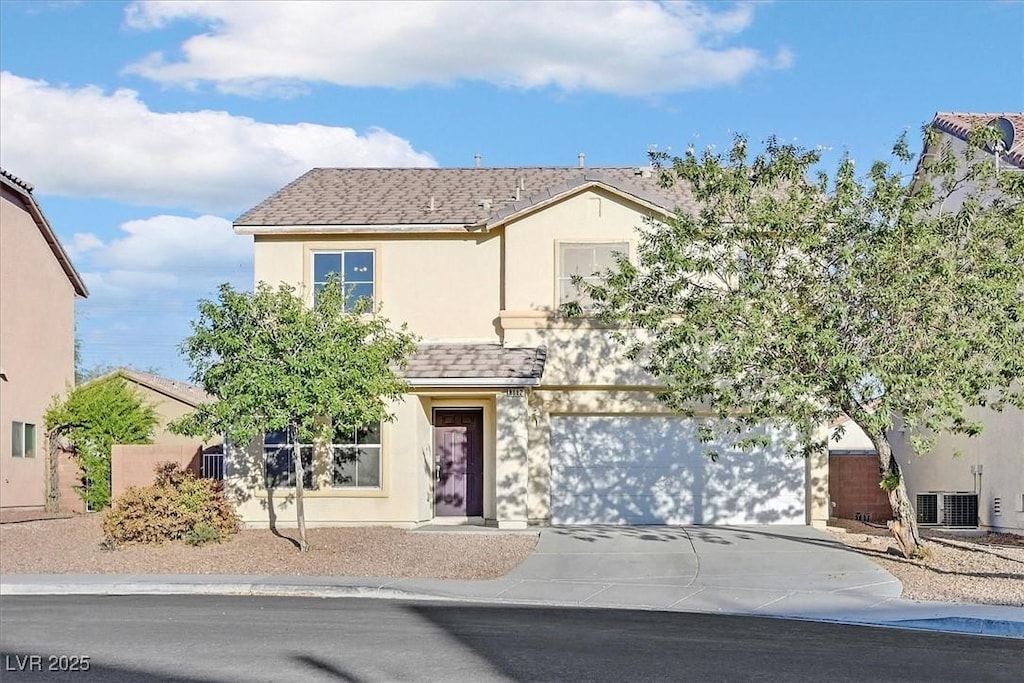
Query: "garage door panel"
550 416 805 525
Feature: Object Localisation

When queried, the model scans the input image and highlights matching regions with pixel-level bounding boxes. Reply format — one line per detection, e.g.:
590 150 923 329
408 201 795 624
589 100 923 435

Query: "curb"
883 617 1024 639
0 581 450 603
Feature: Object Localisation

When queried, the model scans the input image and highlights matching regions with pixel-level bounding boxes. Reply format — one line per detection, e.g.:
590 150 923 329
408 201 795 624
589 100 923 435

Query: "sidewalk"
3 525 1021 638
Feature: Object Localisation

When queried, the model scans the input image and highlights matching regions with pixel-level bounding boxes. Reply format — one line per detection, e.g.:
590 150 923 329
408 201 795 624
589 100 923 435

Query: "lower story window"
332 423 381 488
263 429 314 489
11 422 35 458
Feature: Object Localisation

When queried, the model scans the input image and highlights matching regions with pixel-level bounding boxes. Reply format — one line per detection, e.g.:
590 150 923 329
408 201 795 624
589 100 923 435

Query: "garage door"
549 416 806 525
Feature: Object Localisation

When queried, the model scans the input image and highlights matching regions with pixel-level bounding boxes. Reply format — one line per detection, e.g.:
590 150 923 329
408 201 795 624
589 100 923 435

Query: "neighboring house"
88 369 224 500
889 112 1024 533
0 169 88 511
93 368 219 449
231 166 824 529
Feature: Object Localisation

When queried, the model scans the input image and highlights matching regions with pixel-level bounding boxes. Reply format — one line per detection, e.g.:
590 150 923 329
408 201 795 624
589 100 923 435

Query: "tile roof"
235 167 697 229
404 344 547 385
931 112 1024 169
102 369 215 407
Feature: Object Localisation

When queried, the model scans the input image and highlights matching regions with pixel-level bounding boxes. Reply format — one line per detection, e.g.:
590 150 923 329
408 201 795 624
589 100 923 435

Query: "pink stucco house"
0 169 88 511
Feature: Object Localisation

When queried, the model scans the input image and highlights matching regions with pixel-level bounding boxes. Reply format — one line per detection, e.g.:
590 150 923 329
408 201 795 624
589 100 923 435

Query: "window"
11 422 35 458
331 422 381 488
558 241 628 308
263 429 314 489
313 251 375 310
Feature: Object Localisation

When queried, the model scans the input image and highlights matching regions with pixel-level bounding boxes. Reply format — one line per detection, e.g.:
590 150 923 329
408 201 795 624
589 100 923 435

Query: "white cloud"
75 214 251 296
73 213 254 378
122 1 790 96
0 72 436 213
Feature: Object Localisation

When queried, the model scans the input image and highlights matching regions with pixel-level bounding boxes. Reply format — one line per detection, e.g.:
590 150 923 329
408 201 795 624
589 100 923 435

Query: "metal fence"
201 449 225 481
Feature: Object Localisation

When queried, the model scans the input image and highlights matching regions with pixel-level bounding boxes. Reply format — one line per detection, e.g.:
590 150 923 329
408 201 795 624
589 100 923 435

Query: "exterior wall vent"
993 497 1002 517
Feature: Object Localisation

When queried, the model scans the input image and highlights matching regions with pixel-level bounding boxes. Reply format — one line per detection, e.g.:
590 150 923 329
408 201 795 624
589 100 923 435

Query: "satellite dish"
985 117 1015 153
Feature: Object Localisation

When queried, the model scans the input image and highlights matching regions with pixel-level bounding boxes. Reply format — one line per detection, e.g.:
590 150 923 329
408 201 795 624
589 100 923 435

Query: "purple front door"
434 409 484 517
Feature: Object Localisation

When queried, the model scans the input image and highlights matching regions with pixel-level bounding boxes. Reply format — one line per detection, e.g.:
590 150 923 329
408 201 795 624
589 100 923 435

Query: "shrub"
103 462 239 546
183 522 224 546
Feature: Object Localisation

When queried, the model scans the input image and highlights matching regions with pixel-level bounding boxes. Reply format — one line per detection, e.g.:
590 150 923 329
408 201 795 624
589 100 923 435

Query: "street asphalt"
3 595 1023 682
2 525 1021 639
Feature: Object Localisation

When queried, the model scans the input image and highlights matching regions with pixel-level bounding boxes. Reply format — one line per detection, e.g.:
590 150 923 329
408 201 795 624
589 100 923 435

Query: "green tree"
569 129 1023 558
171 279 418 551
45 376 159 510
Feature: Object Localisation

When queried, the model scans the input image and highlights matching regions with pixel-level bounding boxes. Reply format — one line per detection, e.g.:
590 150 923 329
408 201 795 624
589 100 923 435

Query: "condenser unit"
915 492 978 527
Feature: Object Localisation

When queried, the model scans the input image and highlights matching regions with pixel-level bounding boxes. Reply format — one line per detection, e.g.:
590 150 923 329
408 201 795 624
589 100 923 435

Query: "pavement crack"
681 526 700 588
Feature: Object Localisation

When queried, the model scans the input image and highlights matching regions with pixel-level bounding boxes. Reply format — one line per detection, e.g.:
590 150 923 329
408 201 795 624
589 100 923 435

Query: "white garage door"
550 416 806 525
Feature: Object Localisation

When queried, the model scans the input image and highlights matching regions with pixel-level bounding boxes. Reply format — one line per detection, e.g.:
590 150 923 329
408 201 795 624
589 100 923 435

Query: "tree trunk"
873 435 923 558
292 426 309 552
45 432 60 513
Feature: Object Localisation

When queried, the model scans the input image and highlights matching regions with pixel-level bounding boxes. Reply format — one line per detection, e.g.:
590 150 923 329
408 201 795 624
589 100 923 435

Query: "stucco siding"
502 188 653 312
0 191 76 508
254 234 502 341
127 383 222 448
891 407 1024 533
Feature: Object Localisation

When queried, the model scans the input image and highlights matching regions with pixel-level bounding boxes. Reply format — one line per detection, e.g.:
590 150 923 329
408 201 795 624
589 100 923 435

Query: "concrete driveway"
400 525 902 619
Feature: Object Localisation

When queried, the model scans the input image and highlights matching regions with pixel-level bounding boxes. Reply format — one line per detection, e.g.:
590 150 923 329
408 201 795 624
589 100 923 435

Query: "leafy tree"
171 279 418 551
569 129 1023 558
45 376 159 509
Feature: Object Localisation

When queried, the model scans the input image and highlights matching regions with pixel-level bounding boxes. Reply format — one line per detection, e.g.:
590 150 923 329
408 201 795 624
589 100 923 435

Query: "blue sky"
1 1 1021 381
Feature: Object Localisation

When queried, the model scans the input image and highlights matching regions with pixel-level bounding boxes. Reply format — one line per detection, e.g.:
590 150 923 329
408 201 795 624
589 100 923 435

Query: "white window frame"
312 250 376 310
331 423 382 489
11 421 35 458
557 241 629 309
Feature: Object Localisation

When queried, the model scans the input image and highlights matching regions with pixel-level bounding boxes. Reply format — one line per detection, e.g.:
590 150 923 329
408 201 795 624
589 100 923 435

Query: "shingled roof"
234 167 697 231
931 112 1024 169
93 368 215 407
404 344 547 387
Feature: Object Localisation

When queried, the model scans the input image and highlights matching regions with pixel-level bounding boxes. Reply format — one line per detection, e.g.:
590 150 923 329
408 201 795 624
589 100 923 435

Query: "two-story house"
888 112 1024 534
231 167 824 529
1 169 88 511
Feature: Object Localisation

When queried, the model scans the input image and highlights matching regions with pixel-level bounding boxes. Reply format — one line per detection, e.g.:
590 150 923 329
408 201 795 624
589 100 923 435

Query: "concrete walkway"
2 525 1021 638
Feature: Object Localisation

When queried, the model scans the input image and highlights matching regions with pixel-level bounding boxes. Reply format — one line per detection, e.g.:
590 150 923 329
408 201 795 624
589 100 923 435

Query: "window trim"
310 249 377 310
554 239 631 310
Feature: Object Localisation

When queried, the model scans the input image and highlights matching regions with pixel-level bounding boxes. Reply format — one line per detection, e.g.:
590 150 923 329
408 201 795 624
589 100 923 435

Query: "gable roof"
234 167 697 233
92 368 215 407
1 168 88 297
404 343 547 387
930 112 1024 169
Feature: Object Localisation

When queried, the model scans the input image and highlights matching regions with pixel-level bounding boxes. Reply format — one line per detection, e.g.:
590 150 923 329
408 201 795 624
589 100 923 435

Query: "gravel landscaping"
826 519 1024 607
0 514 537 580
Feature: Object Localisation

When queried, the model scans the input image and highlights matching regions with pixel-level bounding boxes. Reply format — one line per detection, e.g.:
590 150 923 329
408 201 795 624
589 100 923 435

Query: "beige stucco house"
888 112 1024 534
0 169 88 510
231 166 826 529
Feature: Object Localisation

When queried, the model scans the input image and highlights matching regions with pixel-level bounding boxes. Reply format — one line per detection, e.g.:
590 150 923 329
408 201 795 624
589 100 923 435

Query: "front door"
433 409 484 517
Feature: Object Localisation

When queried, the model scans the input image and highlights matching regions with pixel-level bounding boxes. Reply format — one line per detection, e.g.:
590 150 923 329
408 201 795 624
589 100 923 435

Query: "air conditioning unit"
915 492 978 527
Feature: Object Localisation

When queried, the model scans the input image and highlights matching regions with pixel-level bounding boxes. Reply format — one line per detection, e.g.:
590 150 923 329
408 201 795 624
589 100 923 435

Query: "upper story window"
313 251 375 310
558 241 629 308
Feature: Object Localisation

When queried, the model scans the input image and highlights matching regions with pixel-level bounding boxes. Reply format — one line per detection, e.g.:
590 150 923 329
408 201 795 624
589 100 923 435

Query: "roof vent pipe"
578 152 586 168
474 153 482 168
